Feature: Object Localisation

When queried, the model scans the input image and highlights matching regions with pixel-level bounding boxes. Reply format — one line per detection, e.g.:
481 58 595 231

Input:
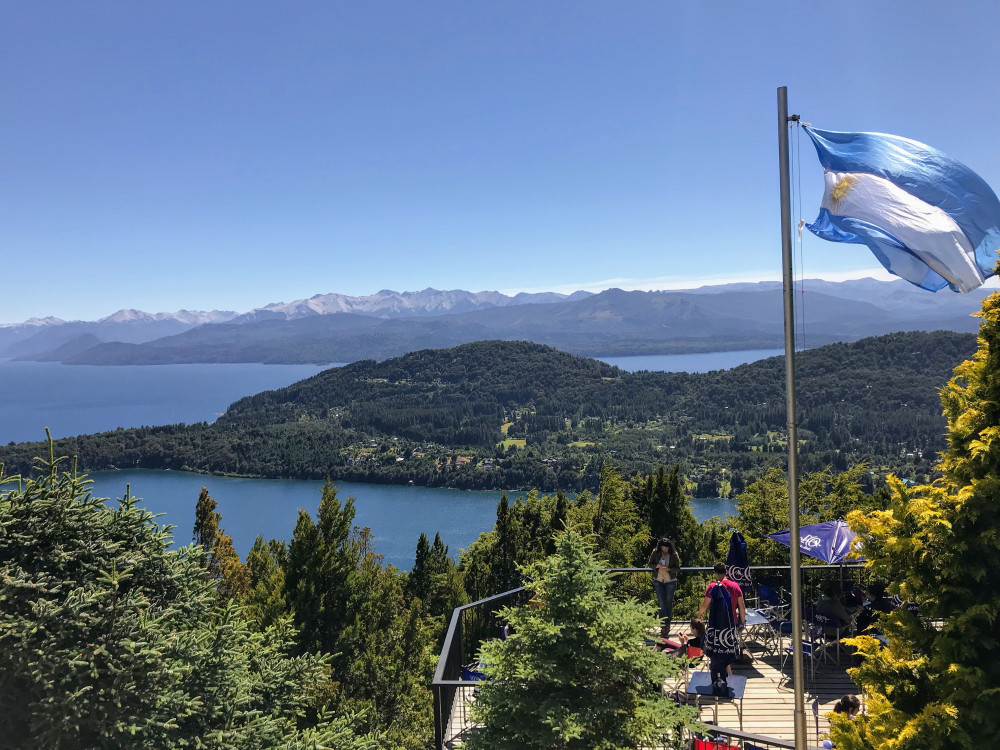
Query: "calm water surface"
599 349 784 372
0 360 333 444
3 356 748 569
87 469 737 570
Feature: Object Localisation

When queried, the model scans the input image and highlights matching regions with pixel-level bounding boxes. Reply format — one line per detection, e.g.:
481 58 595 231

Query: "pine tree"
639 464 707 565
465 527 701 750
336 530 435 750
0 453 375 749
832 290 1000 749
242 536 287 631
424 532 465 620
407 532 431 602
545 491 569 556
193 486 221 557
492 494 523 593
591 465 646 567
192 486 248 599
283 481 360 657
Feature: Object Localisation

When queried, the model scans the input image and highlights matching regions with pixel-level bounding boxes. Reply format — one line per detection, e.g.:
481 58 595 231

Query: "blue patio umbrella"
725 530 752 592
766 520 858 564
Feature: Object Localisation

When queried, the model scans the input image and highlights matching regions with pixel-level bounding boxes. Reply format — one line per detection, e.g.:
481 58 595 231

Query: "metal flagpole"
777 85 808 750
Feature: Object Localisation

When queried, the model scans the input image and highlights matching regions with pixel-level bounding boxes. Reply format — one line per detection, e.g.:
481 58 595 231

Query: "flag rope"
793 122 808 352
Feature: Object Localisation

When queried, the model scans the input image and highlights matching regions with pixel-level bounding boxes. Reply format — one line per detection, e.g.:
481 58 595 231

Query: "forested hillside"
0 331 975 494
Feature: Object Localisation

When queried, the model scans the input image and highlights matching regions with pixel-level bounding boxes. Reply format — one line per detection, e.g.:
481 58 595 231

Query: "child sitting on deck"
657 619 706 656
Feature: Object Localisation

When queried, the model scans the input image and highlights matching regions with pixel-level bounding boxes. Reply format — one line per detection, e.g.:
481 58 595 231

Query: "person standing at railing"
648 538 681 637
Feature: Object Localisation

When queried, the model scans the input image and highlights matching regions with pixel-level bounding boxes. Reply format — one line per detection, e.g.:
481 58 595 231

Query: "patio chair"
762 612 795 655
692 735 739 750
811 612 845 664
662 642 705 701
757 584 790 619
780 622 828 684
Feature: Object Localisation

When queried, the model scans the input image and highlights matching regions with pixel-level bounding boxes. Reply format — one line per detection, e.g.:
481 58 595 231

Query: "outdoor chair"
661 642 705 702
691 734 739 750
762 612 795 655
780 622 828 684
757 584 790 619
811 612 845 664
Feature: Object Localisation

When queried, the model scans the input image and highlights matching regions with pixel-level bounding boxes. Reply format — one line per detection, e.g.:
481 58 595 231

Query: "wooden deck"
444 644 859 748
673 650 859 745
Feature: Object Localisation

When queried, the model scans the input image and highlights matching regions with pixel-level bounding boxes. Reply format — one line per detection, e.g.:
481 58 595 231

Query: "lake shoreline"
87 468 739 570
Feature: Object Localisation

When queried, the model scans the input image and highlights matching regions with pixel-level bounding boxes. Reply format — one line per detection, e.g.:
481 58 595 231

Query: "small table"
742 608 771 648
686 672 747 730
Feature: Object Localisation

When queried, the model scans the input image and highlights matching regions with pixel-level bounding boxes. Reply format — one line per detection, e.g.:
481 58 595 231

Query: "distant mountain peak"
7 316 65 328
232 288 593 324
97 309 238 325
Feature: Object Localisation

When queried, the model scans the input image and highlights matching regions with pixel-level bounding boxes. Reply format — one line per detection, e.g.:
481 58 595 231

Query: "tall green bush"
833 291 1000 749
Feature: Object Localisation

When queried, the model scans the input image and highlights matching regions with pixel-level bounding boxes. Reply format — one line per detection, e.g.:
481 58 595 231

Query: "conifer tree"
242 535 287 631
639 464 707 565
0 454 374 750
336 530 435 750
408 532 432 602
283 481 359 657
492 494 523 592
192 487 248 599
591 465 646 567
193 486 221 556
466 527 701 750
831 290 1000 749
546 490 569 556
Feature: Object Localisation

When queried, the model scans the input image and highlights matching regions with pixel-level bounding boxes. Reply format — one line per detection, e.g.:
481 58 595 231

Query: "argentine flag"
804 126 1000 293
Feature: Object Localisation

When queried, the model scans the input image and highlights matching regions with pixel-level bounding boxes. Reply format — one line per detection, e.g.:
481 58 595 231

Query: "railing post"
433 682 444 750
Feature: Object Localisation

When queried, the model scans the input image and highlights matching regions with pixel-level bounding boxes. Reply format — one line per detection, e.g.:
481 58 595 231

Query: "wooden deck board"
676 652 859 744
444 650 859 748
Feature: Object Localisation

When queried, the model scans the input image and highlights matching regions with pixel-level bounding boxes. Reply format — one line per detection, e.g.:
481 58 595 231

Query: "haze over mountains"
0 279 988 365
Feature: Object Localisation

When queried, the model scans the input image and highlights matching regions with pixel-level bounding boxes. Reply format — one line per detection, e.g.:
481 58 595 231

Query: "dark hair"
658 538 673 550
868 581 887 598
822 580 842 598
713 562 727 575
690 620 706 639
833 694 861 715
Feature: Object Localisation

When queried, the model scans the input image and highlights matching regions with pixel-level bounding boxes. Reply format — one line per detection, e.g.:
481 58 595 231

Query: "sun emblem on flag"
829 174 859 211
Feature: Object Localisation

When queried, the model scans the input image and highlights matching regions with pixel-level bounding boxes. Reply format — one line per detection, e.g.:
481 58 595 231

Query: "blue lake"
0 354 751 569
0 359 333 444
86 468 738 570
599 349 784 373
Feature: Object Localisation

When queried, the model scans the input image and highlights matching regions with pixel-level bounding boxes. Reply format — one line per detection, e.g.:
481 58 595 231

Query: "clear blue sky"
3 1 999 322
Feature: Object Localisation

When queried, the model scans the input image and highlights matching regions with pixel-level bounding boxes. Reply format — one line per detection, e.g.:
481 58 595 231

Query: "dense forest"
0 447 884 748
0 330 975 495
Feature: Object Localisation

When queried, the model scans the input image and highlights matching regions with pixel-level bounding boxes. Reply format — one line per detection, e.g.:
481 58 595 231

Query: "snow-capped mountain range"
230 288 591 323
1 279 990 365
0 288 590 358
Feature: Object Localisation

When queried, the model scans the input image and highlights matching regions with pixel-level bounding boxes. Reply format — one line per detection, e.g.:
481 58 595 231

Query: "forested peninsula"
0 330 975 495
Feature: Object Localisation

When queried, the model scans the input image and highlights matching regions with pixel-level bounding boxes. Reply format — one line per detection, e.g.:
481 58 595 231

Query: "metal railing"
432 563 865 749
685 726 825 749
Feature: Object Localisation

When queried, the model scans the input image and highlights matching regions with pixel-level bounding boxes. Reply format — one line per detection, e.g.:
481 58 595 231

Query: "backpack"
710 582 735 629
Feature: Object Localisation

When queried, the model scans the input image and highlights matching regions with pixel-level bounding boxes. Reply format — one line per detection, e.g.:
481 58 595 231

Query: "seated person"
833 693 862 718
814 581 853 637
658 619 706 656
842 584 866 609
856 581 895 633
